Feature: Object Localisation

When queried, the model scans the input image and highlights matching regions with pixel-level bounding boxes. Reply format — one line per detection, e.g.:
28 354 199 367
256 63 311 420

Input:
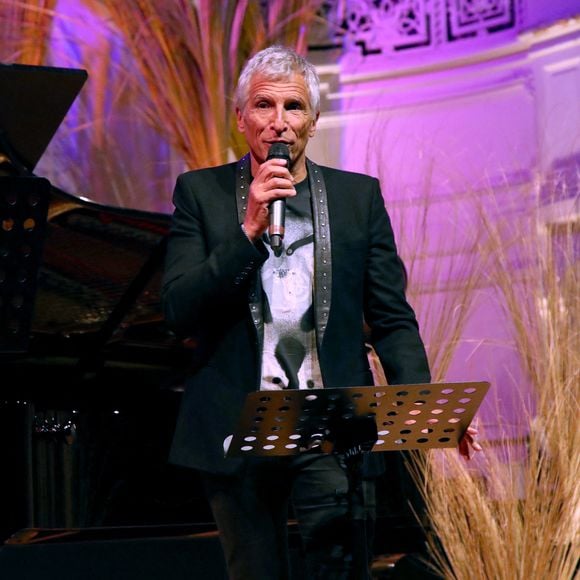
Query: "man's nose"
271 107 288 132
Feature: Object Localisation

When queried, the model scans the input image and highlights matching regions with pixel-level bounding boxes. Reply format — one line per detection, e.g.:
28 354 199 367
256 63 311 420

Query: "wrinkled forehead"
244 72 315 112
248 73 308 96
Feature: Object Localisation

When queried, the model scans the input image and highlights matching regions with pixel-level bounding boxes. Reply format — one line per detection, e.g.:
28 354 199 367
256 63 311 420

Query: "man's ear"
236 107 245 132
309 111 320 138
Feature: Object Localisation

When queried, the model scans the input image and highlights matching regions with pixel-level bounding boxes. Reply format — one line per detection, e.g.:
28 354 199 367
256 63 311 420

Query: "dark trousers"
201 453 376 580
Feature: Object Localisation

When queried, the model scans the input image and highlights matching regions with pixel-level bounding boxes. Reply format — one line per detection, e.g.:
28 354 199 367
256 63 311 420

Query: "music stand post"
226 381 490 579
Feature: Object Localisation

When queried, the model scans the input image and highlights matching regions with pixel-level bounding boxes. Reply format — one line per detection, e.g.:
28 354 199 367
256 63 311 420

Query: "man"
162 45 479 580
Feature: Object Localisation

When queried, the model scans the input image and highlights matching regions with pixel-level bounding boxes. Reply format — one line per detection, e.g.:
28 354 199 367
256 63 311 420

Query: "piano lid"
0 63 88 174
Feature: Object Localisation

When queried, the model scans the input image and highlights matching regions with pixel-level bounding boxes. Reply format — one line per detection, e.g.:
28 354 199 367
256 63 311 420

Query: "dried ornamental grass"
0 0 56 64
417 186 579 579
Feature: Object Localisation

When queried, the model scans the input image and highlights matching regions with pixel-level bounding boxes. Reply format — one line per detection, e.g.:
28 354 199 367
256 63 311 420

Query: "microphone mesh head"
267 143 290 165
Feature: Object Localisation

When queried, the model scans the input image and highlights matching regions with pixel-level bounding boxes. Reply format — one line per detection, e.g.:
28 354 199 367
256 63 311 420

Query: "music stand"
226 381 490 579
0 63 87 352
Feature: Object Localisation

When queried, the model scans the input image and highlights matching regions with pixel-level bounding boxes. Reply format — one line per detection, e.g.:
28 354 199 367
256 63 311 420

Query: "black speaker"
0 525 228 580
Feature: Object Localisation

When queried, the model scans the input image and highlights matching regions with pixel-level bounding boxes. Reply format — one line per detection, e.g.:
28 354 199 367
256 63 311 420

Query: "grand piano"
0 64 425 576
0 63 208 544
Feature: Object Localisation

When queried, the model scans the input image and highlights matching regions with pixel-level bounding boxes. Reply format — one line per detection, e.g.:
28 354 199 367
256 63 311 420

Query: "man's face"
236 73 318 176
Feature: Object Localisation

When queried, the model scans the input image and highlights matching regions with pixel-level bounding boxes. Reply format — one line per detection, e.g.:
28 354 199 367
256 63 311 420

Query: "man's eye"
286 102 303 110
256 102 270 109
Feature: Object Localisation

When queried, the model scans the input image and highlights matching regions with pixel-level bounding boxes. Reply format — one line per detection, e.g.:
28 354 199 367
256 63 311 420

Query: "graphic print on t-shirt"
260 178 322 391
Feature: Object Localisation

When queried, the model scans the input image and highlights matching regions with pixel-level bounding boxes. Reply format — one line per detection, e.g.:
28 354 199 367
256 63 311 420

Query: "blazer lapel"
235 154 264 355
307 158 332 351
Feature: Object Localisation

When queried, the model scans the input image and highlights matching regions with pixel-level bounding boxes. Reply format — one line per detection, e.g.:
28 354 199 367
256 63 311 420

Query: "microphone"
266 142 291 254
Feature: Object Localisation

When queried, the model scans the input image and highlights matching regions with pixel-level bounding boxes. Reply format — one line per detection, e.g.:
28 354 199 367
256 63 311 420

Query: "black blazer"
162 157 431 474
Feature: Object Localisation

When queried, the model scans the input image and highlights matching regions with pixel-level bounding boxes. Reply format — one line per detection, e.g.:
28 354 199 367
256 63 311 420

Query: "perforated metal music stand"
226 381 490 579
0 176 50 352
227 381 490 457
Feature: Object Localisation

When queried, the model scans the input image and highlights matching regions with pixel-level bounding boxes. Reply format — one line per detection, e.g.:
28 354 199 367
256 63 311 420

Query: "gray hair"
235 45 320 117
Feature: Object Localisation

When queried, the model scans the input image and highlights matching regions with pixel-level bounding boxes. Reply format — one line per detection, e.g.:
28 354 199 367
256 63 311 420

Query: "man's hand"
458 425 482 460
243 158 295 241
